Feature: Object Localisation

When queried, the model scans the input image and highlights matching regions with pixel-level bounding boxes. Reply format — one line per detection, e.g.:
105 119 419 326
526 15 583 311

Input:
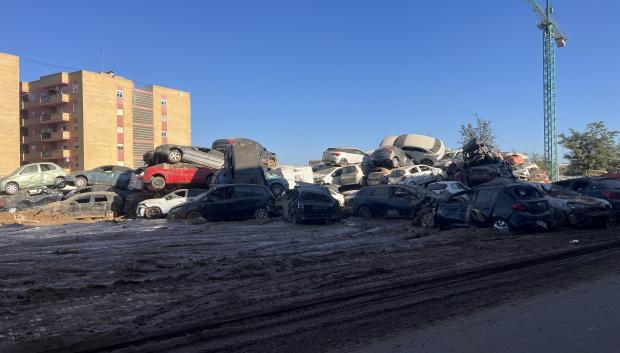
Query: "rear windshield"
303 192 332 203
598 179 620 190
511 187 543 200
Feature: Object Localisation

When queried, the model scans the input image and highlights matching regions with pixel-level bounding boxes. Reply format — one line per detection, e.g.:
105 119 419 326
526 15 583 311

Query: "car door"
202 186 234 220
470 188 497 225
97 166 117 185
91 194 110 217
417 165 433 183
232 185 262 218
67 195 92 218
437 193 472 227
385 187 412 217
39 164 57 186
17 164 42 188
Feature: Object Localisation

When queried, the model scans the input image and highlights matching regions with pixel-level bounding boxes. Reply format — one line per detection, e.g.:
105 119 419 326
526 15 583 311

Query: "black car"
553 177 620 220
212 138 278 169
198 184 275 221
282 186 341 224
0 189 64 213
370 146 411 169
350 184 439 219
435 179 553 233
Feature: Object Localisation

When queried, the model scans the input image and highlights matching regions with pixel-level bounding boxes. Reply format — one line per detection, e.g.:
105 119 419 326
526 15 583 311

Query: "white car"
137 188 208 219
322 147 366 167
313 165 344 185
391 165 445 185
426 181 469 195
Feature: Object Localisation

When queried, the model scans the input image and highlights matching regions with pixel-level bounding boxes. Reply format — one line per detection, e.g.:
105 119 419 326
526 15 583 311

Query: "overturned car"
458 138 514 187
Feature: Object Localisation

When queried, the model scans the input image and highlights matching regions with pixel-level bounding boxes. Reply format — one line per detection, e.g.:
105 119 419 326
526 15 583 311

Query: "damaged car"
137 188 208 219
0 162 66 195
282 185 341 224
321 147 366 167
313 164 343 185
63 165 135 189
390 165 444 186
366 167 391 186
40 191 123 219
351 184 439 219
458 138 514 187
197 184 276 221
0 188 64 213
529 182 611 228
553 177 620 221
380 134 446 166
370 146 411 169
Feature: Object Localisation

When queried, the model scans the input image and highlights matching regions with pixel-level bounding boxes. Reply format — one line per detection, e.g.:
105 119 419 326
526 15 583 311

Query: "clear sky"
2 0 619 165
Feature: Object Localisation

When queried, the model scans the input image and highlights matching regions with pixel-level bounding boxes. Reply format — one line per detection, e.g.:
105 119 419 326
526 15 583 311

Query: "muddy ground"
0 218 618 352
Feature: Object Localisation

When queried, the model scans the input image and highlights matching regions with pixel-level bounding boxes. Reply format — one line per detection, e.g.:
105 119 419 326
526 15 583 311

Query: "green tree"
559 121 620 176
458 116 497 147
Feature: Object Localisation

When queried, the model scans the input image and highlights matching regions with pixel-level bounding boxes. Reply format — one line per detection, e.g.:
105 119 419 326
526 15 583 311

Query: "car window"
392 188 410 197
474 189 495 203
94 195 108 202
20 165 39 175
188 189 207 197
342 166 357 173
511 187 542 200
419 166 430 171
332 169 343 177
74 196 91 204
234 185 256 197
598 179 620 190
211 187 232 200
369 187 392 197
573 180 590 191
303 192 332 202
428 183 447 190
40 164 55 172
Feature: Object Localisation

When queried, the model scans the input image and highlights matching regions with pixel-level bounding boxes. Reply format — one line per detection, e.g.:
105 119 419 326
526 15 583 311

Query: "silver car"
335 165 365 187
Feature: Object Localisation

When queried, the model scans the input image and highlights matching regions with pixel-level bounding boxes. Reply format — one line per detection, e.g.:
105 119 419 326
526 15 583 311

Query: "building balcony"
41 149 71 160
22 112 71 127
22 131 71 144
23 93 70 109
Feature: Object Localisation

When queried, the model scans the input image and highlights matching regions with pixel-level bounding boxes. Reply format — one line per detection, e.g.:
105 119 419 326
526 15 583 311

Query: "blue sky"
2 0 619 164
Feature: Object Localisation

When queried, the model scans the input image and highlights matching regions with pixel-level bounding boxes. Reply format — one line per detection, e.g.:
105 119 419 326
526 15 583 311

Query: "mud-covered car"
137 188 208 219
553 177 620 221
40 191 123 219
282 185 341 224
0 189 64 213
147 144 225 170
370 146 411 169
350 184 439 220
63 165 134 189
0 162 66 195
391 165 444 186
366 168 391 186
458 138 514 187
530 182 612 228
212 138 278 169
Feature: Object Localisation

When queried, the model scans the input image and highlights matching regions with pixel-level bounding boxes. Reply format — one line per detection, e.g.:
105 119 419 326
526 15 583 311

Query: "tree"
458 116 497 147
559 121 620 176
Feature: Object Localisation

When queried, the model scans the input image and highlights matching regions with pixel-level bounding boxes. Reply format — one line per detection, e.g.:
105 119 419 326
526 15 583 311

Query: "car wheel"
167 149 183 164
421 159 433 166
5 182 19 195
75 176 88 188
492 218 512 234
54 177 66 189
357 206 372 219
145 207 162 219
267 158 277 169
186 210 202 219
339 158 348 167
420 212 436 228
254 207 269 219
271 184 284 197
150 176 166 190
391 157 400 168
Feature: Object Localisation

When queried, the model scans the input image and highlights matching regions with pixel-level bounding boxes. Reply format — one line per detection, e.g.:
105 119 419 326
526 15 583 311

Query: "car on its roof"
41 191 123 219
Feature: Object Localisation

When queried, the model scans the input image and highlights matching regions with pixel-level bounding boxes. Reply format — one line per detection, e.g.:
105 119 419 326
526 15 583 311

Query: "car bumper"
509 212 554 231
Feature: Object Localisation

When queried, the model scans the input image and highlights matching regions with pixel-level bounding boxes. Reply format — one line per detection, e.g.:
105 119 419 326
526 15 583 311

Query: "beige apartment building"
0 52 191 174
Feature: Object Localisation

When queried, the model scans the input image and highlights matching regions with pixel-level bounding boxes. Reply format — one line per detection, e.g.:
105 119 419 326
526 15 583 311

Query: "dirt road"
0 218 618 352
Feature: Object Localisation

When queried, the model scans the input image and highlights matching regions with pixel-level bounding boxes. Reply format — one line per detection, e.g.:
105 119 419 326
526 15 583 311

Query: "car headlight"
567 202 589 210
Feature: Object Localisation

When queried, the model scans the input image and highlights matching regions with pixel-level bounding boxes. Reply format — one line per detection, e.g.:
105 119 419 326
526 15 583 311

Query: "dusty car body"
0 189 64 213
41 191 122 219
282 185 341 224
438 179 553 233
137 188 208 219
370 146 411 169
0 163 66 195
212 138 277 169
529 182 611 228
392 165 444 186
350 184 440 219
142 163 215 190
312 164 342 185
366 168 391 186
335 164 365 187
427 181 469 195
458 139 514 187
64 165 134 189
198 184 276 221
553 177 620 221
148 144 225 170
322 147 366 167
380 134 446 166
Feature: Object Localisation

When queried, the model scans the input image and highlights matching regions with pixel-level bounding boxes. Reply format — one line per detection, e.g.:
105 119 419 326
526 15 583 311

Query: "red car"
142 163 215 190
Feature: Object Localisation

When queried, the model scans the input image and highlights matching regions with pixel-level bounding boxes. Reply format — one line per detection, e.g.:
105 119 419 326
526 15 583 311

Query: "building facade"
6 53 191 172
0 53 21 176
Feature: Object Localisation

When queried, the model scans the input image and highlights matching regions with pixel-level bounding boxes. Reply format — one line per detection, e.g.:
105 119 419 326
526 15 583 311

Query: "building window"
161 115 167 121
62 125 67 131
161 131 167 137
30 111 35 119
72 101 78 112
117 126 124 133
117 144 124 150
72 84 79 93
116 90 124 99
74 145 80 149
160 98 167 106
30 145 36 151
116 108 124 116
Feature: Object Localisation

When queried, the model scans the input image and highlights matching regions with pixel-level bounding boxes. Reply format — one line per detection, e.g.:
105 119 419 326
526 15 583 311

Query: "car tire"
357 206 372 219
75 176 88 188
339 158 348 167
145 207 162 219
167 149 183 164
254 207 269 219
492 218 512 234
54 177 66 189
5 182 19 195
420 211 436 228
271 184 284 198
187 210 202 220
391 157 400 168
150 176 166 190
267 158 277 170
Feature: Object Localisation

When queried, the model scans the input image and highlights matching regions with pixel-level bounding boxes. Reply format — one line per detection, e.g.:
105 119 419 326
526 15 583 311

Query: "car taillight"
511 203 528 212
332 152 341 156
602 191 620 200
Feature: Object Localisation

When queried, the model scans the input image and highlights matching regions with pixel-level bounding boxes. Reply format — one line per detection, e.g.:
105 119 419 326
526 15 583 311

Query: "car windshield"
511 187 543 200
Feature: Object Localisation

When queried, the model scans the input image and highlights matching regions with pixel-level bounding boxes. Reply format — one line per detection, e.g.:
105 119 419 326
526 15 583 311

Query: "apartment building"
0 53 20 176
12 54 191 172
